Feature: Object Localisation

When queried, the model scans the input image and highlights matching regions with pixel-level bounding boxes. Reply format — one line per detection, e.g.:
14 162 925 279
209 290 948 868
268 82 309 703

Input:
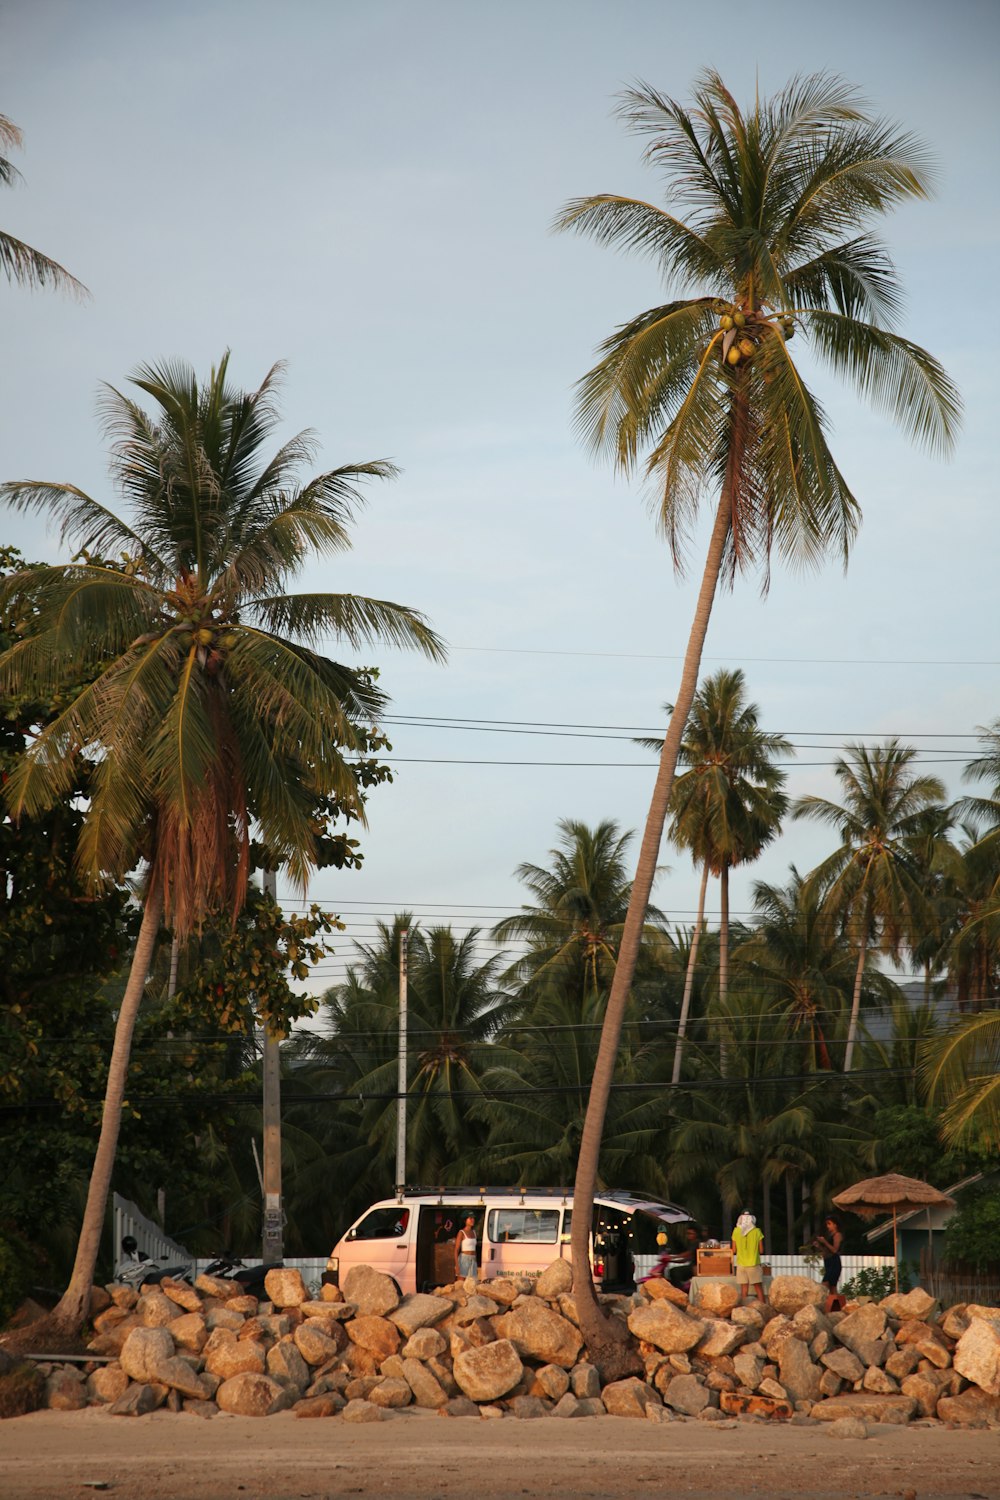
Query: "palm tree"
1 114 86 296
921 1009 1000 1150
794 742 948 1073
639 668 790 1079
553 71 959 1352
0 355 443 1337
493 818 666 1000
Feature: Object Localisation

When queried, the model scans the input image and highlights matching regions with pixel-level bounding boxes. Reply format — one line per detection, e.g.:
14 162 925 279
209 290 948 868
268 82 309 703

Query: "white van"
325 1187 695 1296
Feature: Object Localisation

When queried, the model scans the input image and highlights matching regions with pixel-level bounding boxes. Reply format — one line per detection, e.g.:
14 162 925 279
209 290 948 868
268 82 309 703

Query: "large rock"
138 1291 183 1328
451 1294 501 1325
341 1397 387 1423
263 1267 308 1308
342 1264 400 1317
369 1377 413 1409
346 1315 401 1362
732 1349 764 1391
87 1365 132 1404
697 1320 745 1358
170 1312 208 1353
453 1339 523 1402
159 1277 203 1313
494 1300 583 1369
119 1326 175 1383
953 1309 1000 1396
107 1382 167 1417
217 1372 294 1416
195 1273 240 1300
884 1346 922 1380
294 1320 343 1367
204 1337 266 1381
400 1356 448 1408
937 1386 1000 1426
880 1287 938 1322
940 1304 970 1341
693 1282 740 1317
601 1377 659 1417
792 1304 831 1343
403 1328 446 1360
532 1365 570 1400
833 1303 886 1357
45 1369 87 1410
862 1366 899 1394
767 1276 824 1315
643 1279 690 1308
810 1392 916 1424
661 1372 710 1416
571 1362 601 1399
266 1339 311 1391
820 1347 864 1383
389 1293 453 1337
535 1259 574 1301
627 1301 706 1355
778 1337 822 1404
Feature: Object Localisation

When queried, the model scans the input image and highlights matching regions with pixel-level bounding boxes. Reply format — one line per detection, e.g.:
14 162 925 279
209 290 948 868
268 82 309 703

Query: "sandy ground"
1 1408 999 1500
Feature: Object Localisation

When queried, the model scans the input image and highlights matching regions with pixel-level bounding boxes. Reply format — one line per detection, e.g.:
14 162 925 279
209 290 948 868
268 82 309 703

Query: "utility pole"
261 867 283 1263
395 928 409 1199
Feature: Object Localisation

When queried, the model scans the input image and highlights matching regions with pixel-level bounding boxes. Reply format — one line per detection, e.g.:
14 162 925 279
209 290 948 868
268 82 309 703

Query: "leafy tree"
0 115 86 297
553 71 958 1350
941 1185 1000 1271
0 355 443 1337
795 741 948 1071
922 1009 1000 1151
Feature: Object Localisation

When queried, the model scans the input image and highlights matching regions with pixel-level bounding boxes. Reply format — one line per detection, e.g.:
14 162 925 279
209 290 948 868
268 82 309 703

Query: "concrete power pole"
395 929 409 1199
261 867 283 1263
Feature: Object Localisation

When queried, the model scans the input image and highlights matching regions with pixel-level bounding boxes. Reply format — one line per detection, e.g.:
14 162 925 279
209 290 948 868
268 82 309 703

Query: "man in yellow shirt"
731 1211 765 1305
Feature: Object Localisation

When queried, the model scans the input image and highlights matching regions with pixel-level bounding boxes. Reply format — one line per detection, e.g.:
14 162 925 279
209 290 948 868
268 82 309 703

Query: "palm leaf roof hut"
832 1174 955 1291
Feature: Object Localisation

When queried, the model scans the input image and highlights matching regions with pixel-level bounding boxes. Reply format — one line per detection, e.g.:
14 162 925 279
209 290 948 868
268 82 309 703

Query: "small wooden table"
696 1247 733 1276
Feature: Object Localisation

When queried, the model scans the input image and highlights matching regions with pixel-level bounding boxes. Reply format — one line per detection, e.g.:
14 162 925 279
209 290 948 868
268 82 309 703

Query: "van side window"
488 1208 559 1244
353 1207 409 1240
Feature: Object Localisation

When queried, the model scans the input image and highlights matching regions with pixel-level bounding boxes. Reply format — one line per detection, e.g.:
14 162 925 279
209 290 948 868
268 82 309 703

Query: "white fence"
112 1194 195 1274
192 1256 329 1296
633 1251 896 1284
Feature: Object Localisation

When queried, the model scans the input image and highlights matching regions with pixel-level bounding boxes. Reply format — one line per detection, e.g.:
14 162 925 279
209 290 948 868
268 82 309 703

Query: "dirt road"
2 1408 999 1500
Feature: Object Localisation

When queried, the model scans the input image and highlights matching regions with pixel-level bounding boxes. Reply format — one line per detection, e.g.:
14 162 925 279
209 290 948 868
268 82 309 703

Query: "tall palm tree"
921 1008 1000 1150
553 71 959 1352
1 114 86 296
639 668 790 1079
794 742 948 1073
0 356 443 1337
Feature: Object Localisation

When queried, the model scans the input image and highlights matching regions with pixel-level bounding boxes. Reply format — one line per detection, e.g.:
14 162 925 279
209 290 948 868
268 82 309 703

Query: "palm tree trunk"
570 488 731 1362
49 889 163 1335
762 1183 772 1254
719 859 730 1005
672 862 709 1085
167 932 180 999
785 1175 795 1253
844 930 869 1073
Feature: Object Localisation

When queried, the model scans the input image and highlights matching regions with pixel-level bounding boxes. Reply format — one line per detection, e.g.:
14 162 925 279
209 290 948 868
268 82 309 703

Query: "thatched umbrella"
832 1173 956 1291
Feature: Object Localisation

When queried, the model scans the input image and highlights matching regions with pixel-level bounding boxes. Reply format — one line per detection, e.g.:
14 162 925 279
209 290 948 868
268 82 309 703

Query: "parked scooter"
202 1252 284 1300
115 1235 193 1288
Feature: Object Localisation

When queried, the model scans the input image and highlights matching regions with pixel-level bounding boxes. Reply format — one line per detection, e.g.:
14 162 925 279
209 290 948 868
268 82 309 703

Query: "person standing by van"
731 1211 765 1305
455 1214 478 1279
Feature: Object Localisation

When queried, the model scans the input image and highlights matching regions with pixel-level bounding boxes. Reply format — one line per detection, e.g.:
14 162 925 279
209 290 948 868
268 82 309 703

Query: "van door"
416 1205 483 1289
342 1204 414 1293
484 1203 562 1284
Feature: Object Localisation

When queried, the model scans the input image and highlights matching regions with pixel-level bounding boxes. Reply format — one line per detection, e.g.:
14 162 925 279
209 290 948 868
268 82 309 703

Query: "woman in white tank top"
456 1214 477 1279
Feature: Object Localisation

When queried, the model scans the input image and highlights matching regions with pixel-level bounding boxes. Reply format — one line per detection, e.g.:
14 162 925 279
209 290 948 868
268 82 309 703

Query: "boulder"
535 1259 574 1301
401 1356 449 1408
508 1395 550 1418
818 1369 842 1398
778 1338 822 1404
293 1394 341 1418
601 1377 659 1417
138 1291 183 1328
732 1349 764 1391
767 1276 825 1315
453 1339 523 1403
642 1279 690 1308
809 1392 916 1424
719 1390 792 1420
953 1310 1000 1396
662 1373 711 1416
552 1392 583 1418
532 1364 570 1401
937 1386 1000 1426
494 1300 583 1369
159 1277 203 1314
119 1326 175 1382
263 1267 308 1308
940 1304 970 1341
45 1369 87 1411
627 1301 706 1355
825 1416 869 1440
169 1312 208 1353
833 1303 886 1357
294 1320 342 1367
342 1264 400 1317
451 1293 502 1325
481 1277 521 1306
194 1273 240 1300
731 1304 769 1331
389 1293 453 1337
880 1287 938 1322
403 1328 446 1360
862 1366 899 1394
87 1365 131 1404
342 1397 388 1423
570 1362 601 1399
108 1382 168 1416
884 1346 922 1380
266 1339 311 1391
791 1305 831 1342
758 1377 788 1400
346 1315 401 1362
369 1377 413 1408
693 1281 740 1317
205 1337 266 1381
697 1320 745 1359
216 1372 294 1416
205 1306 244 1332
820 1347 864 1383
444 1396 481 1417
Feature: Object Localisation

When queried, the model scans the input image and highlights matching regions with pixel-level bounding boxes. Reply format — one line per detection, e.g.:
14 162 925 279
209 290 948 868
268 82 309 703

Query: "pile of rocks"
26 1262 1000 1428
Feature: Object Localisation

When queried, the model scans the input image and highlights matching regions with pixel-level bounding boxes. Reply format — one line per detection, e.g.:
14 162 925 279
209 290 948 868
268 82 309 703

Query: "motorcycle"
202 1251 284 1300
115 1235 193 1288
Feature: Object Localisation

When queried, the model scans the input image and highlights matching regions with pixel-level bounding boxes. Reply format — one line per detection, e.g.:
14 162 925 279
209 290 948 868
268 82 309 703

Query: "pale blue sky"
2 0 997 991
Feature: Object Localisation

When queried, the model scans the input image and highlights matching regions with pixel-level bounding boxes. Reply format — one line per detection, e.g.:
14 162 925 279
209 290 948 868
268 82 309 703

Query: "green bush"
942 1188 1000 1272
0 1231 34 1329
0 1361 45 1419
840 1262 913 1300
